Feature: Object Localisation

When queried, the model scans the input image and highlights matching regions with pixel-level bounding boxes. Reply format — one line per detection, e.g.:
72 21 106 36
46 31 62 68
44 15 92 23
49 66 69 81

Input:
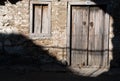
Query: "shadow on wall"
0 33 66 70
0 33 119 81
91 0 120 68
0 0 22 5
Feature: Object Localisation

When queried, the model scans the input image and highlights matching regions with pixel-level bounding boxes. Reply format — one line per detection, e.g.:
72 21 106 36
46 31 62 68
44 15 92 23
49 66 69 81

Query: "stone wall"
0 0 67 67
0 0 29 35
0 0 120 68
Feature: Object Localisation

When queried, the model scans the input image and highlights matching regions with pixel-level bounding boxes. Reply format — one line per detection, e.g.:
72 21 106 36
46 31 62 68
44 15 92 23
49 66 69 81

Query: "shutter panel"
30 1 51 38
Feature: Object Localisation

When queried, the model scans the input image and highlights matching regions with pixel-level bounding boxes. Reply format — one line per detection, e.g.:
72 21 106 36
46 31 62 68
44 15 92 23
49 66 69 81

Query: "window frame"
30 1 51 39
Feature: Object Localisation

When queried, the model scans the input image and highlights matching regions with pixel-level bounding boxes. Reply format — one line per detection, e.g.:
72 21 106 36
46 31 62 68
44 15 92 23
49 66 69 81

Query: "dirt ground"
0 69 120 81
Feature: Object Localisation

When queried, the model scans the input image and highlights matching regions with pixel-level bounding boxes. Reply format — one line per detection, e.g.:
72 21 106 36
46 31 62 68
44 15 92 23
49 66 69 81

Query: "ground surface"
0 68 120 81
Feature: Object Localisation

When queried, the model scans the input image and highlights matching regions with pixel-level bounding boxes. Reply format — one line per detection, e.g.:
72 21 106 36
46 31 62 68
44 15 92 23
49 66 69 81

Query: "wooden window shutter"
30 1 51 39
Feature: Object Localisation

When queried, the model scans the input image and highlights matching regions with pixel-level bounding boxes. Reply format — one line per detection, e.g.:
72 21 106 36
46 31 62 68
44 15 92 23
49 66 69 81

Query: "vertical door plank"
103 11 109 67
34 5 42 34
71 6 77 67
94 7 101 67
81 7 89 66
42 5 49 34
76 7 83 67
88 6 106 67
88 6 96 66
96 8 104 67
71 6 88 67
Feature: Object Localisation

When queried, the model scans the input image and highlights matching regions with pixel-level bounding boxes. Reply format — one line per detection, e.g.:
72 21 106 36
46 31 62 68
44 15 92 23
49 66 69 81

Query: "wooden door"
70 5 109 68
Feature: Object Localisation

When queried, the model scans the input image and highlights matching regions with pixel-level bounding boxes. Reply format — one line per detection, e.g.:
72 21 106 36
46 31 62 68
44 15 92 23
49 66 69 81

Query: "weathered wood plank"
81 7 89 67
34 5 42 34
94 7 101 67
88 6 96 66
42 5 49 34
96 7 103 67
71 6 77 67
103 9 109 67
71 6 88 67
66 4 71 65
88 6 107 67
76 7 83 67
72 6 83 67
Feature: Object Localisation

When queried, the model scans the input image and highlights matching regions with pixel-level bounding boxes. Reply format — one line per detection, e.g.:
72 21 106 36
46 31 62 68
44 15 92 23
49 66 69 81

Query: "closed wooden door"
70 5 109 68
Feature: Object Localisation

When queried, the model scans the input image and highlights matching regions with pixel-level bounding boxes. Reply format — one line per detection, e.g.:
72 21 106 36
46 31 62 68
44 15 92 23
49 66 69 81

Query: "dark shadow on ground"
0 33 119 81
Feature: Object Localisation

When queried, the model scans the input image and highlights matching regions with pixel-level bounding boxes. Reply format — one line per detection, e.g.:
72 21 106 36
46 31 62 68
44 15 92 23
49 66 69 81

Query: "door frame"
66 1 110 67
